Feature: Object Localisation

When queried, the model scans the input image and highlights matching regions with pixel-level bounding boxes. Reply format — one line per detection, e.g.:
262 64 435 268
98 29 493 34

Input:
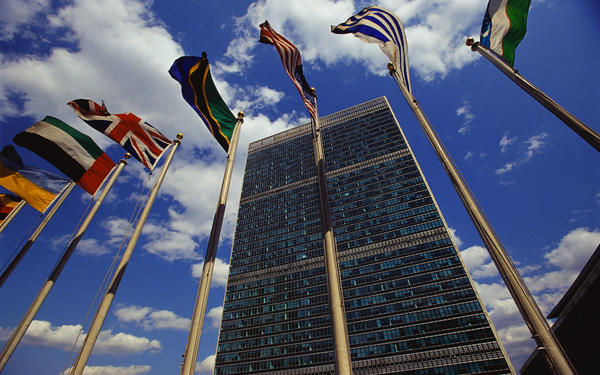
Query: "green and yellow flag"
169 53 237 152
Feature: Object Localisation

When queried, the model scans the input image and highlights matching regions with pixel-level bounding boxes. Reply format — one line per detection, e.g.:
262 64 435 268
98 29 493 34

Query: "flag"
0 145 71 212
0 193 22 224
332 6 412 94
68 99 172 171
13 116 115 195
169 53 238 152
480 0 531 67
259 21 317 120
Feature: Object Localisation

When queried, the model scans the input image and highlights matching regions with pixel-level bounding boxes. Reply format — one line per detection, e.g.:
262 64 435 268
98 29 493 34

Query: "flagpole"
0 155 129 371
70 135 181 375
311 89 353 375
180 113 243 375
0 199 26 233
0 181 76 288
387 63 576 375
466 38 600 153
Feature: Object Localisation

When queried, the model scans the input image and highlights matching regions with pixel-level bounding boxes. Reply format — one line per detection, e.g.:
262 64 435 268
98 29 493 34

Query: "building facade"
215 97 513 374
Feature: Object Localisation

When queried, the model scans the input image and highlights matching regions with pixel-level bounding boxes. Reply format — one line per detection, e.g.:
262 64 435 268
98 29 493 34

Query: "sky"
0 0 598 374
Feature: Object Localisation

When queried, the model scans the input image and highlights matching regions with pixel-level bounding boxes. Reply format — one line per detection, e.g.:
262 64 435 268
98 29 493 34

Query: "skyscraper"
215 97 513 374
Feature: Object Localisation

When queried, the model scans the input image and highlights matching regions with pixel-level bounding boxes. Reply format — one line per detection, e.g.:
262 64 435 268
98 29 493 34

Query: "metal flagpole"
0 199 26 233
311 89 353 375
387 63 576 375
70 135 182 375
180 113 244 375
466 37 600 153
0 181 76 288
0 155 129 371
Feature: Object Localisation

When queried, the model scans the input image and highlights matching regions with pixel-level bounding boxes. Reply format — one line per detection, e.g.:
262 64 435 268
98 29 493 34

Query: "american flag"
259 21 317 120
68 99 172 171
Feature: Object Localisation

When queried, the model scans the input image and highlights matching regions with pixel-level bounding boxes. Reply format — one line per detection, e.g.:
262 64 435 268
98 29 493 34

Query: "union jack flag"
259 21 317 120
68 99 172 171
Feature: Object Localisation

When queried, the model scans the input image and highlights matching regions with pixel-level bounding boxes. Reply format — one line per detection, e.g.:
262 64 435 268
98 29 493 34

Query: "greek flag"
332 6 412 94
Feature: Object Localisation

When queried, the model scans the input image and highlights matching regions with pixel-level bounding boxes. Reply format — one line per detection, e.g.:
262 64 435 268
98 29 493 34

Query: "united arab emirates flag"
13 116 115 195
169 53 238 152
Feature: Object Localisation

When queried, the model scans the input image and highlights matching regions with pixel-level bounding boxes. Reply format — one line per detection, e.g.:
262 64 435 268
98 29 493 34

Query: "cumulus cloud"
195 354 215 375
0 320 161 355
206 306 224 328
114 304 190 331
460 227 600 366
447 227 463 249
191 258 230 288
224 0 482 81
0 0 51 41
461 245 499 279
61 364 151 375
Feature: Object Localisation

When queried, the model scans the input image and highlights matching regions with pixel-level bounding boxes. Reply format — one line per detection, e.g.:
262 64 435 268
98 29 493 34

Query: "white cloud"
206 306 224 328
447 227 463 249
460 227 600 366
460 245 499 279
0 320 161 355
75 238 111 256
191 258 230 288
495 162 516 175
61 364 151 375
0 0 51 41
495 131 548 175
544 227 599 271
114 304 190 331
195 354 215 375
225 0 483 81
524 132 548 157
499 132 517 153
456 100 475 135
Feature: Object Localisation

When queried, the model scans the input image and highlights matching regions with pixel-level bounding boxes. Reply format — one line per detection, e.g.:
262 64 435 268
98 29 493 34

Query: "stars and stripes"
332 6 412 94
259 21 316 120
68 99 172 171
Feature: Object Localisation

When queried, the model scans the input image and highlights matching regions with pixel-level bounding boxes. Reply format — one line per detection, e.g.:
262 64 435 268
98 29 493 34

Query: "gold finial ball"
238 111 244 118
124 153 131 159
466 37 475 46
176 133 183 140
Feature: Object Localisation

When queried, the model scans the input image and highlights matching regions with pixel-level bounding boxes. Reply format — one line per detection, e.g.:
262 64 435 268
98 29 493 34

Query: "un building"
214 97 513 374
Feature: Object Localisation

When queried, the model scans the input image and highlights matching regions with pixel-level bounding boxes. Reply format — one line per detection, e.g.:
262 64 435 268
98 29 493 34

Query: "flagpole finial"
310 87 317 98
124 153 131 159
466 37 475 46
387 62 395 75
176 133 183 141
237 111 244 120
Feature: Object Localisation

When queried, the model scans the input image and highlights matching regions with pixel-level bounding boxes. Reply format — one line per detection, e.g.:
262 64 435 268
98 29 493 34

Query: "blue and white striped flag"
332 6 412 94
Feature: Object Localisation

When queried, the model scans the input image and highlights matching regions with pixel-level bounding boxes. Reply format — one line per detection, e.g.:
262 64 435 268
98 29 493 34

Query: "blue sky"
0 0 598 374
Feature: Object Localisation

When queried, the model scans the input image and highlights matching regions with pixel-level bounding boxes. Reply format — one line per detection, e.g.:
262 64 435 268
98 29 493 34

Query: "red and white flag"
68 99 172 171
259 21 317 120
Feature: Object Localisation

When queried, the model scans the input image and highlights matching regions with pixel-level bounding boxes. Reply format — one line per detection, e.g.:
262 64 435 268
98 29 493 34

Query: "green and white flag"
480 0 531 66
13 116 115 195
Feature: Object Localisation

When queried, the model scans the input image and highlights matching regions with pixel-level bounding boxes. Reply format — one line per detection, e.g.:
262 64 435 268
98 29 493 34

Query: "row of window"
338 219 445 250
226 255 461 314
226 239 455 302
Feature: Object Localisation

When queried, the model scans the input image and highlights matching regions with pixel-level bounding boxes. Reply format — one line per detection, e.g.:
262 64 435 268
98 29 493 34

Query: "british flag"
68 99 172 171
